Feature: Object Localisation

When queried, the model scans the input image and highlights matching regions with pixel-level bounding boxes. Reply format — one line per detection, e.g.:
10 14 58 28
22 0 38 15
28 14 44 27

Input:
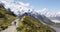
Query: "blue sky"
16 0 60 11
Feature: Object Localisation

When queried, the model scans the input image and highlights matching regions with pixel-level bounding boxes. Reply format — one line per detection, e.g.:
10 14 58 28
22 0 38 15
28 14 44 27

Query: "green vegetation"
0 4 16 31
17 16 56 32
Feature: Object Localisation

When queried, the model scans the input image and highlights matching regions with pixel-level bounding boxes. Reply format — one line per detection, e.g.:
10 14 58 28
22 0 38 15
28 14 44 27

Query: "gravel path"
1 25 17 32
1 19 19 32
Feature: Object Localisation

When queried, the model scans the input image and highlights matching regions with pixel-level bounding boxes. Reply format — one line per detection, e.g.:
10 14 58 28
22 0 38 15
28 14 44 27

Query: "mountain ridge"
17 16 56 32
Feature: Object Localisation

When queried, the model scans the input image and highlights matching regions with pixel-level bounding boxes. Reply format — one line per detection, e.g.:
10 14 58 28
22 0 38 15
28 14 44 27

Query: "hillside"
0 3 16 31
17 16 56 32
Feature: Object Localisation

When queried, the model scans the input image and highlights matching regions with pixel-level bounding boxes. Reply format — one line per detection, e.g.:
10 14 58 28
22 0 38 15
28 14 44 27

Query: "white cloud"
18 2 30 6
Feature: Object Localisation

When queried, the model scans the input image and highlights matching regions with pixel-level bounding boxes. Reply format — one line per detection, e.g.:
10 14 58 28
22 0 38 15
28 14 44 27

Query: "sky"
16 0 60 11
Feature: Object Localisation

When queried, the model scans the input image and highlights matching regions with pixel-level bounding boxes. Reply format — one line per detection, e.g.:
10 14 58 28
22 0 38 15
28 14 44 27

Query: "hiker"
14 22 16 25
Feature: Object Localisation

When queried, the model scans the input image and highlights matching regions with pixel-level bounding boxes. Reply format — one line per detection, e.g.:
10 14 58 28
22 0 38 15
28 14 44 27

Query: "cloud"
18 2 30 6
0 0 30 15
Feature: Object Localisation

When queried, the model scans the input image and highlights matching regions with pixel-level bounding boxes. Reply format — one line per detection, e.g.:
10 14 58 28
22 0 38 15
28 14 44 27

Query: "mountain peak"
42 8 48 11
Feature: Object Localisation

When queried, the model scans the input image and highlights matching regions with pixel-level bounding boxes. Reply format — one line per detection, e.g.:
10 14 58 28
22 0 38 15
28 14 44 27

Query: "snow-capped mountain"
0 0 32 16
38 8 60 17
0 0 60 23
0 0 60 18
38 8 60 23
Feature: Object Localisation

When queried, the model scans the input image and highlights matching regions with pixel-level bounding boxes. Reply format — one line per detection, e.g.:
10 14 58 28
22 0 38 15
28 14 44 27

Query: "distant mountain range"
6 5 60 24
0 2 60 23
10 7 60 23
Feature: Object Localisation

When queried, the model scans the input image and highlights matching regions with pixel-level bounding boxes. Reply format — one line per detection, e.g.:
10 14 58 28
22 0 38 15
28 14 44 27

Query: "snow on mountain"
1 0 60 18
0 0 60 23
38 8 60 17
0 0 31 16
38 8 60 23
